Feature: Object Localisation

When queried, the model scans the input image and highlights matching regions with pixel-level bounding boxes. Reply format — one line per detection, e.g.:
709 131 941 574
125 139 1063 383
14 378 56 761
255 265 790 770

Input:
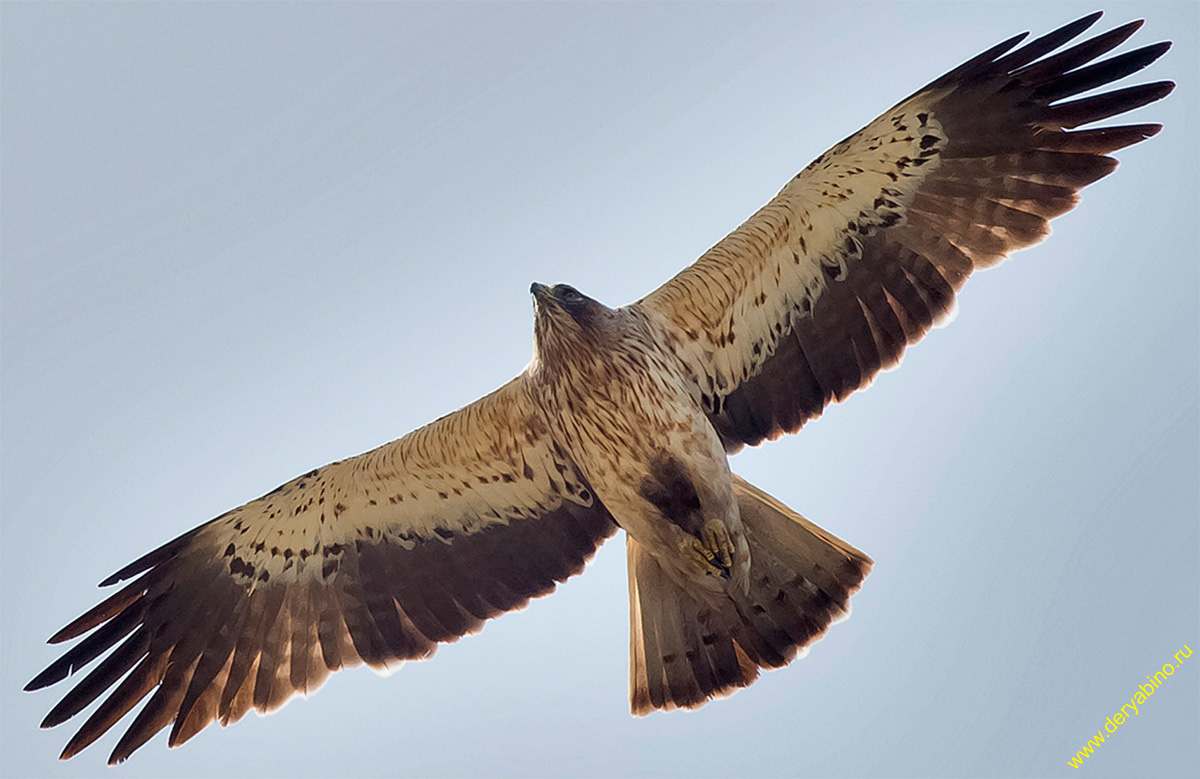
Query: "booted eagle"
27 13 1172 764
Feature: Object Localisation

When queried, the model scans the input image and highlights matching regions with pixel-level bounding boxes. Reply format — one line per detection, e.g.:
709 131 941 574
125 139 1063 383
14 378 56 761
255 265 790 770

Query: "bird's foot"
689 519 735 580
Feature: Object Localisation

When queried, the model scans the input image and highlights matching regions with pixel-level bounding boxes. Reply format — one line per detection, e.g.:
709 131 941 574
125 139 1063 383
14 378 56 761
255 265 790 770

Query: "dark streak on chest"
638 454 703 535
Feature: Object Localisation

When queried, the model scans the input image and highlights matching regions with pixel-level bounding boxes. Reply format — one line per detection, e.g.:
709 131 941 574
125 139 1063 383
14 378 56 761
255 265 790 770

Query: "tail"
627 474 871 714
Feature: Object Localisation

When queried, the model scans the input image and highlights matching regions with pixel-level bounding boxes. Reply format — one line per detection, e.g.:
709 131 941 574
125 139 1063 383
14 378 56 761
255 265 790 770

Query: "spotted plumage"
28 13 1171 764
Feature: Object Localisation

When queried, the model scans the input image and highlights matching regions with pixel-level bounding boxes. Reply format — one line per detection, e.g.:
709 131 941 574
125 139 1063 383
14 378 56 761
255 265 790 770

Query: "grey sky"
2 2 1197 777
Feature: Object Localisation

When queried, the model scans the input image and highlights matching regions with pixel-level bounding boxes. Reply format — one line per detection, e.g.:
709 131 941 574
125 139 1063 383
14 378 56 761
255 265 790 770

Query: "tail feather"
731 476 872 609
627 539 758 714
627 475 871 714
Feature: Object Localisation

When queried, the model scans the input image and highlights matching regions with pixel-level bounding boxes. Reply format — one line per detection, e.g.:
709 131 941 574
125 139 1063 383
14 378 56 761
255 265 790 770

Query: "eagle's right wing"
637 13 1172 451
27 376 616 764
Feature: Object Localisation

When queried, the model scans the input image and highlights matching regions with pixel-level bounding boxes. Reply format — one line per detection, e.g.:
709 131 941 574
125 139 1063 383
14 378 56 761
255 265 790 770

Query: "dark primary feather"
643 13 1173 450
27 379 617 764
33 498 615 763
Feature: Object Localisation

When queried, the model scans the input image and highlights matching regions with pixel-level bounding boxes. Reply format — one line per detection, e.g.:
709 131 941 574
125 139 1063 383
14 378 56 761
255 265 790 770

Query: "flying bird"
28 13 1173 764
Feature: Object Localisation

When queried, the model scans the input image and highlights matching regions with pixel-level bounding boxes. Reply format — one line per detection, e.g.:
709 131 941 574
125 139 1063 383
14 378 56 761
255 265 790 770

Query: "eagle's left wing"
26 376 616 764
637 13 1172 451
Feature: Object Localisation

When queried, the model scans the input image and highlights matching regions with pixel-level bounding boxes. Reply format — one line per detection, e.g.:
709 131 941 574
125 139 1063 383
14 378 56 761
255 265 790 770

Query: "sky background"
2 2 1197 777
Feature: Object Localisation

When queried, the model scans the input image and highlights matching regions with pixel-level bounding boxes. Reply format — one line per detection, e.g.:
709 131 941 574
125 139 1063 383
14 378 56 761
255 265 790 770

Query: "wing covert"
637 13 1172 451
27 376 616 763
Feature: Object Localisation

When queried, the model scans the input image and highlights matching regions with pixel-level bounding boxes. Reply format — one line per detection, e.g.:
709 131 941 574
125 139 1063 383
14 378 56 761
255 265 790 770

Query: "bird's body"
529 289 747 594
26 12 1173 765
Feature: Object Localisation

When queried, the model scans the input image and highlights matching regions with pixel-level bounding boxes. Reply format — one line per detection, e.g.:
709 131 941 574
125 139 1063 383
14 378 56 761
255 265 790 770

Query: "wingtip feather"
25 672 57 693
47 626 80 646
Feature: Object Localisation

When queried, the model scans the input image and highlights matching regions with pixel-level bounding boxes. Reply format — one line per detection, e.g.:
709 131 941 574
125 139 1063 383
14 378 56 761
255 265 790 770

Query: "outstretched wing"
637 13 1173 451
27 376 616 763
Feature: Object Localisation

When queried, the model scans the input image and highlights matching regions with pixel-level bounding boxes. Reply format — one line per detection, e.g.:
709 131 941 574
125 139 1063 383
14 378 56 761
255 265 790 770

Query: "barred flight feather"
639 13 1172 450
28 378 616 764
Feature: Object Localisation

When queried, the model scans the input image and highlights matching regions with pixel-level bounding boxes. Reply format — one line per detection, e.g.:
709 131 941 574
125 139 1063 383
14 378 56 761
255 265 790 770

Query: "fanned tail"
627 475 871 713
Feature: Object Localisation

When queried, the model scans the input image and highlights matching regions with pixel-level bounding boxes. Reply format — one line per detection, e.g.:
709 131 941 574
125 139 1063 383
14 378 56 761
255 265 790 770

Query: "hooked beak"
530 282 552 303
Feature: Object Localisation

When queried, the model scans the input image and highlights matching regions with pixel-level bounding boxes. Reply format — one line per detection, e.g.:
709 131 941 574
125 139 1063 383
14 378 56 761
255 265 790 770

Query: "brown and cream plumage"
27 13 1172 763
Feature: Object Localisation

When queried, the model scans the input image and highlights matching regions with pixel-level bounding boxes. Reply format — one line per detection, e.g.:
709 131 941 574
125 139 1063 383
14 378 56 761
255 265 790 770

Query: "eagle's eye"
556 285 583 305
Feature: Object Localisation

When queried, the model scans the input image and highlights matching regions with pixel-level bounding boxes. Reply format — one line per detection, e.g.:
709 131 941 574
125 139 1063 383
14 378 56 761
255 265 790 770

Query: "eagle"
27 12 1172 764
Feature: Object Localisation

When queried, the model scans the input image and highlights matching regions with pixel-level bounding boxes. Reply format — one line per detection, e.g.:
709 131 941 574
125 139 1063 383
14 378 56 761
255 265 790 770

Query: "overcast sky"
2 2 1197 778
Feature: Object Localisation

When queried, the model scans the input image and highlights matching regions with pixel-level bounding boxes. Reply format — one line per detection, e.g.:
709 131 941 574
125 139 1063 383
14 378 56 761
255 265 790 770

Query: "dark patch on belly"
639 455 703 534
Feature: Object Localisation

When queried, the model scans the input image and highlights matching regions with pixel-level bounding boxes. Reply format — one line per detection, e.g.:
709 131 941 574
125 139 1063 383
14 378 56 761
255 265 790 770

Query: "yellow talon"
693 520 735 579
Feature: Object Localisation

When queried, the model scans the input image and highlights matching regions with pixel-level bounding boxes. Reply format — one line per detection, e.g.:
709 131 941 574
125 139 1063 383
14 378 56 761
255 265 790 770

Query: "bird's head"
530 282 616 360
